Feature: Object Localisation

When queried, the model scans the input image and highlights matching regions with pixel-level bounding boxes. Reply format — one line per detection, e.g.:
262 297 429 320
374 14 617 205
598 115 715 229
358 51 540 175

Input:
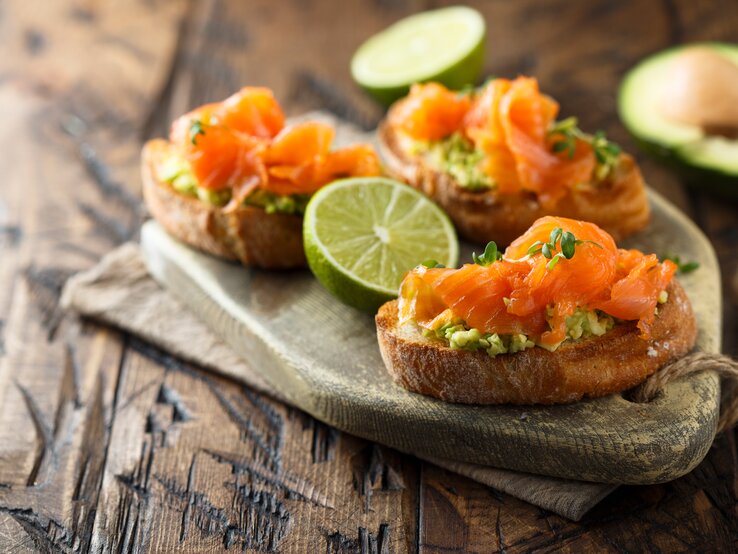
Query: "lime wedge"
351 6 486 106
303 177 458 313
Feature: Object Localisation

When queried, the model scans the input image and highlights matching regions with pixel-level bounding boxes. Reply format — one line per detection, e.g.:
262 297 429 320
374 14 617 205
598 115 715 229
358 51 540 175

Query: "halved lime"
303 177 458 313
351 6 486 106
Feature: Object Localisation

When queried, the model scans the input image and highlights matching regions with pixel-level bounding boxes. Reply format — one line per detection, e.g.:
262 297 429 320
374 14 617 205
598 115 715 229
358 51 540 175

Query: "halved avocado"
618 42 738 198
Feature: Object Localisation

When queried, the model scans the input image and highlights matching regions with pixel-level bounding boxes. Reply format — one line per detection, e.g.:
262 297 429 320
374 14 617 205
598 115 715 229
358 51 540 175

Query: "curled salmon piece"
398 265 449 326
266 121 334 166
388 83 471 141
263 123 381 196
218 87 285 138
398 217 676 347
168 89 280 191
166 88 381 196
146 86 382 271
178 122 267 191
319 145 383 181
594 253 677 338
379 78 649 244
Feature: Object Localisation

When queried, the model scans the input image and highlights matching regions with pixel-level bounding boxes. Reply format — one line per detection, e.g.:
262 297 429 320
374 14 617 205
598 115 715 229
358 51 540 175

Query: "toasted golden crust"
375 281 697 405
141 139 306 269
378 116 651 246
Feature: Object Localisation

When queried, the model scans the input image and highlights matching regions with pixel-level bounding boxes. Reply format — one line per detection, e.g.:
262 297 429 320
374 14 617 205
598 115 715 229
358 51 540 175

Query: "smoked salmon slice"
389 78 600 205
398 217 677 348
389 82 471 140
166 87 381 196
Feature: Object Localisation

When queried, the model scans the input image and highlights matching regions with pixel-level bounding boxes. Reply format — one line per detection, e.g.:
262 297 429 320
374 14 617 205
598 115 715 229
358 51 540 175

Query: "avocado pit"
661 47 738 138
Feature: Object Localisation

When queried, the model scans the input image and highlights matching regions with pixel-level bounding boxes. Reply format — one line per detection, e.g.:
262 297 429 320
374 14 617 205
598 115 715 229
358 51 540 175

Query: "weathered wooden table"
1 1 737 552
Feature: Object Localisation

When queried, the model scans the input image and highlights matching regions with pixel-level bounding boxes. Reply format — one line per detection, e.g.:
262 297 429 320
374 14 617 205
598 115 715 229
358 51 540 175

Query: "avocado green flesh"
351 6 486 106
159 153 308 213
417 133 495 191
619 42 738 193
420 306 615 358
244 189 311 216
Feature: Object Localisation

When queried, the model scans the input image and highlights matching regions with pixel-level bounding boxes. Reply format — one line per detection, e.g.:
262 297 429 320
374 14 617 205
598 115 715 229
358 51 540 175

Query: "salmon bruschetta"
376 216 696 405
142 87 382 269
378 78 651 245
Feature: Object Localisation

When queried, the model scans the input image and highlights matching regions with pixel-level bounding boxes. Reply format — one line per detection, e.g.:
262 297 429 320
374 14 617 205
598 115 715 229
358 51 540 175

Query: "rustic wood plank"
0 0 187 551
89 341 418 552
0 80 131 552
0 0 736 551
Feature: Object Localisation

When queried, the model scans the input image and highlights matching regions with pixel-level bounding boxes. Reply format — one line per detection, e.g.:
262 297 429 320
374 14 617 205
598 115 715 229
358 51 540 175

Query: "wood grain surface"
0 0 736 552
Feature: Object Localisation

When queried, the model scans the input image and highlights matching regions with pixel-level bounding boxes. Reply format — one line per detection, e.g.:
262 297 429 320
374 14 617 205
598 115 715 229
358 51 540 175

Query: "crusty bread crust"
141 139 306 269
376 281 697 405
378 116 651 246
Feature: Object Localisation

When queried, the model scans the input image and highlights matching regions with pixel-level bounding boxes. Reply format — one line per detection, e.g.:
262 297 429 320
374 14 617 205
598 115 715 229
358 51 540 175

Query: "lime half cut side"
351 6 486 106
304 177 459 313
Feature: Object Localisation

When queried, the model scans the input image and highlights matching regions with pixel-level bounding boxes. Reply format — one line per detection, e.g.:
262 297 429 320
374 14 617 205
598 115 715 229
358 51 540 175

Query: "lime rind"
304 177 458 313
351 6 486 106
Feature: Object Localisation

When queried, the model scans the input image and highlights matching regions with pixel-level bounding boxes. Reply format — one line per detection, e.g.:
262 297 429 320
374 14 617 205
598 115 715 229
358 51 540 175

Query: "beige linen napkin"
61 243 616 520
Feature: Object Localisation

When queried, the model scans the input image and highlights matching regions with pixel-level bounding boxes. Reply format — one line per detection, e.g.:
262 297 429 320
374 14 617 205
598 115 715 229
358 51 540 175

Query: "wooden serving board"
141 189 721 485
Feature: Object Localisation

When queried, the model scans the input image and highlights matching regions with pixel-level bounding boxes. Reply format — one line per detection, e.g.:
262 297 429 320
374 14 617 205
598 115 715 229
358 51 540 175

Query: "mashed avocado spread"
244 189 311 216
421 306 617 357
417 133 495 191
159 154 307 214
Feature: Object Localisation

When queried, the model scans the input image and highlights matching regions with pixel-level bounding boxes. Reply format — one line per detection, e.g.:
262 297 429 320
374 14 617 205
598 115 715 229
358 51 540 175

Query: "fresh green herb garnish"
421 259 446 269
190 119 206 145
548 117 622 179
473 241 502 266
549 117 579 158
661 253 700 274
591 130 622 177
527 227 603 270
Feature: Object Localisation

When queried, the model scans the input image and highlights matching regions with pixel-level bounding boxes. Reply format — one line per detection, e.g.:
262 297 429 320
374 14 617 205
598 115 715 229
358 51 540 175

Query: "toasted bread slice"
141 139 306 269
378 120 651 246
376 281 697 405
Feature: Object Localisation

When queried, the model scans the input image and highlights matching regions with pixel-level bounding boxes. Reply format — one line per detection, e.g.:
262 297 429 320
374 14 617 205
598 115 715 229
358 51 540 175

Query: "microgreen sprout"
549 117 579 159
472 241 503 266
527 227 603 270
548 117 622 179
190 119 206 145
660 253 700 275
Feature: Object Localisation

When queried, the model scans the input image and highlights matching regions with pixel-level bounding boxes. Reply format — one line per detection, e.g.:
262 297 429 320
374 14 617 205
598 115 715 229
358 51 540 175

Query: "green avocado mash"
158 156 231 206
423 133 495 191
159 153 306 213
244 189 311 216
421 311 535 357
420 304 621 357
564 308 614 340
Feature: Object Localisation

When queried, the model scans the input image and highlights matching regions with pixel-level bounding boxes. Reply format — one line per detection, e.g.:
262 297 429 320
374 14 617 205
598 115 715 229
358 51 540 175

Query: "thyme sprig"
472 241 503 266
527 227 603 270
548 117 622 179
189 119 206 145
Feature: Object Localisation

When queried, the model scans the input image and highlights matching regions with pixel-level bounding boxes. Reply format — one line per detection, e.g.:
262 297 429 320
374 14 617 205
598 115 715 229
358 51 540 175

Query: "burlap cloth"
61 243 620 520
